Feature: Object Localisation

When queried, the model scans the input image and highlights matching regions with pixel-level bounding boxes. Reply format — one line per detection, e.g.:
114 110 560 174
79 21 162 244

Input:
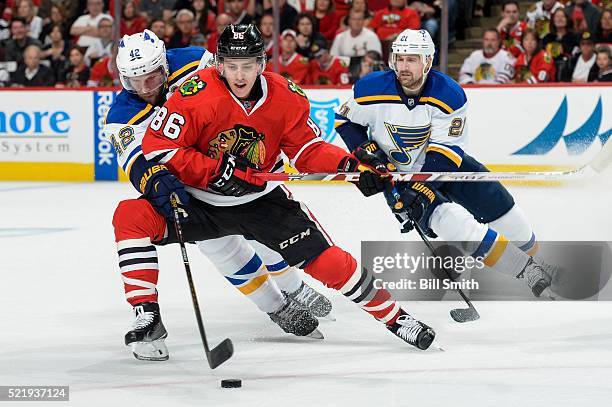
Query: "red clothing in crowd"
368 6 421 41
515 49 556 83
121 16 148 36
500 21 527 58
266 53 310 84
90 56 119 86
308 57 350 85
313 11 342 42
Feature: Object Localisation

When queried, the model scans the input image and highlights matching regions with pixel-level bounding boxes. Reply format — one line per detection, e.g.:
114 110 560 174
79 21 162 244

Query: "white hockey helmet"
116 29 169 93
389 29 435 78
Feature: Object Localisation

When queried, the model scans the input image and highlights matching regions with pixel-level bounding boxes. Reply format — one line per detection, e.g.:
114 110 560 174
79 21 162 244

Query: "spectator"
167 9 195 48
39 5 69 45
368 0 420 43
266 29 310 84
497 0 526 58
308 44 350 84
88 42 119 86
357 49 383 80
226 0 253 25
264 0 298 32
40 23 68 80
11 44 55 86
16 0 43 39
139 0 176 22
331 7 381 57
85 16 113 66
409 1 440 39
192 0 215 35
593 8 612 43
566 0 602 33
189 32 207 47
459 28 515 84
311 0 341 41
515 28 556 83
589 44 612 81
258 12 275 57
526 0 565 38
295 12 328 59
569 30 597 82
70 0 112 48
38 0 80 24
61 46 90 87
338 0 374 31
206 13 232 53
3 17 42 65
121 1 148 36
149 19 168 43
542 8 579 81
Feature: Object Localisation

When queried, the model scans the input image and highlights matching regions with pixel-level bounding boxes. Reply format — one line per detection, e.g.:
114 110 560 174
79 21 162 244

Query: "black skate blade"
207 338 234 369
450 307 480 323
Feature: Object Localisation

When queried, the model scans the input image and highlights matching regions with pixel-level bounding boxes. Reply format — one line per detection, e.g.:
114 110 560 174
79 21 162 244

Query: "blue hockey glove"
140 164 190 221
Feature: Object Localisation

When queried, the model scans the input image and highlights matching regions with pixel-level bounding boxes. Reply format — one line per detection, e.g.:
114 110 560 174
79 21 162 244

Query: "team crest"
385 122 431 165
179 75 206 97
310 98 340 142
287 79 307 98
208 124 266 165
475 62 496 82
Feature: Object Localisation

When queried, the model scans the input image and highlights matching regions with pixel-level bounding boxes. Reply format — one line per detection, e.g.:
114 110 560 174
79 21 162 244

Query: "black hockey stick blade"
207 338 234 369
449 306 480 323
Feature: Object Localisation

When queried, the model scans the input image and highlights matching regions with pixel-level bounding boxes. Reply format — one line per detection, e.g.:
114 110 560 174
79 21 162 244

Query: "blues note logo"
385 123 431 165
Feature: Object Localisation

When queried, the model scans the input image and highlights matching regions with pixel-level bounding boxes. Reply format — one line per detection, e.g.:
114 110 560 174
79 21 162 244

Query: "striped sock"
117 238 159 306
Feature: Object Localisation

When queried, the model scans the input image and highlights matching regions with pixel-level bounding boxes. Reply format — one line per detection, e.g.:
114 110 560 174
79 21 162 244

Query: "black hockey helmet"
217 24 265 60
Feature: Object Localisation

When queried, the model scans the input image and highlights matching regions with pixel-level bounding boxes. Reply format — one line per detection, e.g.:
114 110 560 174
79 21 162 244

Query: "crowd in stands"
0 0 609 87
460 0 611 83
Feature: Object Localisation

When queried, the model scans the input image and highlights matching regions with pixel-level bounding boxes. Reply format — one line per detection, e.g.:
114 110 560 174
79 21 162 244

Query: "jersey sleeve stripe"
290 137 323 167
426 144 462 167
145 148 178 164
122 147 143 176
168 61 200 84
418 96 454 114
127 104 154 125
355 95 402 105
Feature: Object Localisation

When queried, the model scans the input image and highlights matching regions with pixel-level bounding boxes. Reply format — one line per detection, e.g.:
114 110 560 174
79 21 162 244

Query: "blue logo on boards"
513 96 611 156
310 99 340 143
93 91 119 180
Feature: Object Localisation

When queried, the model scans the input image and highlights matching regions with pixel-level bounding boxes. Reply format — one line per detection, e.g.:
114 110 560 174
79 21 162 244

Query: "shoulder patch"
287 79 307 98
178 74 206 97
543 52 552 63
299 56 309 65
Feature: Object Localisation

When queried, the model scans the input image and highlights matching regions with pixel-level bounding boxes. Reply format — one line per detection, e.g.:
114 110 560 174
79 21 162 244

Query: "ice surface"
1 181 611 407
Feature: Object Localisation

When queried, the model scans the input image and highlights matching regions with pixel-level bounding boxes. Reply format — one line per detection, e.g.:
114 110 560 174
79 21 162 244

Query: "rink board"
0 84 610 181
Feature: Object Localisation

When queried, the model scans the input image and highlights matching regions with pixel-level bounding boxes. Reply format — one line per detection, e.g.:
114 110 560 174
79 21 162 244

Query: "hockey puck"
221 379 242 388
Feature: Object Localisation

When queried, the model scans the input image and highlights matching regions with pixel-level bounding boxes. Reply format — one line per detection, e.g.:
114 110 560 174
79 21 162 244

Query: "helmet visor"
122 67 167 96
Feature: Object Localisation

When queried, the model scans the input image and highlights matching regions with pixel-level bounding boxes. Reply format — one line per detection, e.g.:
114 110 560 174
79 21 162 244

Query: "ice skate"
519 258 557 299
268 296 323 339
124 302 169 361
286 281 334 320
387 314 436 350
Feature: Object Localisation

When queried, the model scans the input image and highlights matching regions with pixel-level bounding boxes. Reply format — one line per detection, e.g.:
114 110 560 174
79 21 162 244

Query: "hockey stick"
255 137 612 183
386 186 480 323
170 194 234 369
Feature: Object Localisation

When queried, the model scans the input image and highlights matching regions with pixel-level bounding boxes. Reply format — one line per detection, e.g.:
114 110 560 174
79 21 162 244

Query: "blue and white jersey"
102 46 213 186
335 69 468 172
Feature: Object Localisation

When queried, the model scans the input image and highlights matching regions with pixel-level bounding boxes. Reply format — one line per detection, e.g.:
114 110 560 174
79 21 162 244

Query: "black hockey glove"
209 153 267 197
140 164 190 221
339 141 393 197
392 182 438 224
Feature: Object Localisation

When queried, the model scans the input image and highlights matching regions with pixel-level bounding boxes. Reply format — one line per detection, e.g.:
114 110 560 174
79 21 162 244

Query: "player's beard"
398 71 423 94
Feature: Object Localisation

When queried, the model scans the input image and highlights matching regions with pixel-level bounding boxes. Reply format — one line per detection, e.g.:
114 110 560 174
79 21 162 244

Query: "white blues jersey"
335 69 468 172
102 47 213 185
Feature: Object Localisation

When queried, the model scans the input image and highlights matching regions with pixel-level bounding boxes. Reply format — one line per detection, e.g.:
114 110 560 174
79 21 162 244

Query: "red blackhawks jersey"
308 57 350 85
515 49 556 83
142 68 350 206
265 53 310 84
500 21 527 58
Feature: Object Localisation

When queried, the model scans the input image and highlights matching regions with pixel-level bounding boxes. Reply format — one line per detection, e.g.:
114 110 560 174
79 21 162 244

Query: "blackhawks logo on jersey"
179 75 206 97
287 79 307 98
208 124 266 165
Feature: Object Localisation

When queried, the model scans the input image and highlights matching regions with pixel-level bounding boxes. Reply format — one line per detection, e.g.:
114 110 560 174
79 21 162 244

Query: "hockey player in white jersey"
104 30 332 361
335 29 557 299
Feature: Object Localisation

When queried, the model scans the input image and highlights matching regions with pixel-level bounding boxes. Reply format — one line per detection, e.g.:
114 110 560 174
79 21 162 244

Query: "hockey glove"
209 153 267 197
140 164 190 221
393 182 438 224
339 141 392 197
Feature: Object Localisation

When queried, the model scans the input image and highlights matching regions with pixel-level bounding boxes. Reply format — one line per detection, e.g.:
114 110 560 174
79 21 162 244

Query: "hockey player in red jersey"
133 23 436 351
